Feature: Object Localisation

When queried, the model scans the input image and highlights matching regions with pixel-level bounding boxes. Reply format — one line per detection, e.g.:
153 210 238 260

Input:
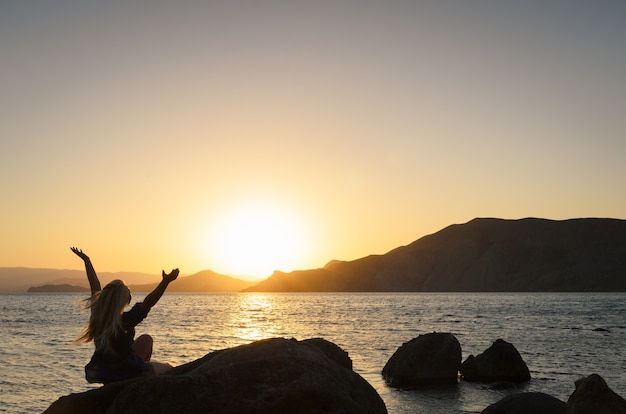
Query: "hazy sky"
2 1 625 278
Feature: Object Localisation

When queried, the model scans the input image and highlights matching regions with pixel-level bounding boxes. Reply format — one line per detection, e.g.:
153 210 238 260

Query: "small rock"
461 339 531 382
382 332 461 387
565 373 626 414
482 392 565 414
592 327 611 333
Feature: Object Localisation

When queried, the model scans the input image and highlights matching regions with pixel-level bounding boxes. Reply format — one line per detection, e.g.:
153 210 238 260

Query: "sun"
206 201 309 278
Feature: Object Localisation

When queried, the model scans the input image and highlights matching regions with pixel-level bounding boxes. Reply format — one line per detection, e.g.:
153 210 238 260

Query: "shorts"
85 353 152 384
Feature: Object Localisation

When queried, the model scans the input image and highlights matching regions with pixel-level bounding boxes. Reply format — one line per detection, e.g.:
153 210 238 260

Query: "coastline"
2 292 624 413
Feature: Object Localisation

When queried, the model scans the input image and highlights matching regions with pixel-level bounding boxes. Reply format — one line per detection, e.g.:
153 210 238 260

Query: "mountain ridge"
4 218 625 292
0 268 253 292
244 217 626 292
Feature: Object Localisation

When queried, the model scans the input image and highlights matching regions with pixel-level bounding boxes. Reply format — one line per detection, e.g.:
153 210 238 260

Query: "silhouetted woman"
71 247 179 383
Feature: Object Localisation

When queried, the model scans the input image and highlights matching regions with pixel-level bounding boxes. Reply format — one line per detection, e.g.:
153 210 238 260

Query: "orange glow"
2 2 625 275
203 200 311 278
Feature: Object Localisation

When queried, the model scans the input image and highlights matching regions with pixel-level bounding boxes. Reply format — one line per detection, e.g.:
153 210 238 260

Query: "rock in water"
481 392 565 414
461 339 530 382
44 337 387 414
382 332 461 387
565 374 626 414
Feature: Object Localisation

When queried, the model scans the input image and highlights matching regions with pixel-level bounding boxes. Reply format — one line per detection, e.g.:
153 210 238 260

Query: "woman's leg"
133 334 153 361
134 334 172 375
148 361 173 375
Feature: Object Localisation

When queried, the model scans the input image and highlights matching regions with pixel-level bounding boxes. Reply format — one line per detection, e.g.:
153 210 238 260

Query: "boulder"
461 339 530 382
44 337 387 414
382 332 461 387
481 392 565 414
565 374 626 414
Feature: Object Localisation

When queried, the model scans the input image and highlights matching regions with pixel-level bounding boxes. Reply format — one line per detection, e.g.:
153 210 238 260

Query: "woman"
71 247 179 383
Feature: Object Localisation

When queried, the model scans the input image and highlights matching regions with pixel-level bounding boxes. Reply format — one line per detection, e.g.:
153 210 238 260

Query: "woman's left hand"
162 268 180 283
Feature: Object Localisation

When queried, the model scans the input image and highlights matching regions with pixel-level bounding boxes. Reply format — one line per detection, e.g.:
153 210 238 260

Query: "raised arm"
70 247 101 294
141 268 179 310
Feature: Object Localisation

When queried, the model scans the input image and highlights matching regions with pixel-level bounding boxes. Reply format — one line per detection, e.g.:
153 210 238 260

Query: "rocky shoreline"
382 332 625 413
44 335 625 414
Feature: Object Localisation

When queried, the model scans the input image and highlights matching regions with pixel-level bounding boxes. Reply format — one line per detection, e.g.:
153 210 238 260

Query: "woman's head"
75 280 131 353
99 279 131 311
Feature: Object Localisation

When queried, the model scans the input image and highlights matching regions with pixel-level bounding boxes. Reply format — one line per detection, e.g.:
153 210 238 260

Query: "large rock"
44 337 387 414
461 339 530 382
481 392 565 414
382 332 461 387
565 374 626 414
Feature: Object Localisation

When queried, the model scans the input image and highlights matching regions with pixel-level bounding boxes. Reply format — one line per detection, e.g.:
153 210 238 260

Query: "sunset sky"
2 1 625 279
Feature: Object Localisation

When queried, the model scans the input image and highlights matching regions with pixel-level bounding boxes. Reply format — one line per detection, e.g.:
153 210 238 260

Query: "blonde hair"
75 279 131 354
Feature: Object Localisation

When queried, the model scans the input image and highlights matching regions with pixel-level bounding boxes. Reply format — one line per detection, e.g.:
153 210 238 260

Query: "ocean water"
1 292 625 414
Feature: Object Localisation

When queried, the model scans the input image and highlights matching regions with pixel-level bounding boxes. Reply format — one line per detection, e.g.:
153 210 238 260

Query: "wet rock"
382 332 461 387
301 337 352 370
461 339 530 382
481 392 565 414
565 374 626 414
44 337 387 414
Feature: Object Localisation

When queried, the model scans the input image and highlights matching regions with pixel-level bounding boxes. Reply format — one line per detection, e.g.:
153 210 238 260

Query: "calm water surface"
1 292 625 413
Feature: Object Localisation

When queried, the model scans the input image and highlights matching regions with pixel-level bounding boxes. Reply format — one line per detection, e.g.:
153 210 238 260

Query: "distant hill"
0 268 159 292
0 268 253 292
27 284 90 293
129 270 255 292
244 218 626 292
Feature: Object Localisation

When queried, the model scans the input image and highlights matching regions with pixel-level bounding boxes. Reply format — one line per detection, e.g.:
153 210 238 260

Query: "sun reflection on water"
229 293 281 342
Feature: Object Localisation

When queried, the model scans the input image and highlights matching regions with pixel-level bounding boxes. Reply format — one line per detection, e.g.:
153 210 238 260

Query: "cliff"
245 218 626 292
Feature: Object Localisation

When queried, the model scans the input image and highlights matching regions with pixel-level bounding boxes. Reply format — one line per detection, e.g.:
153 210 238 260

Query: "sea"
1 292 625 414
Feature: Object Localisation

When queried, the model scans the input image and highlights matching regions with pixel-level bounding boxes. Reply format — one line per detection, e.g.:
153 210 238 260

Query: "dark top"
85 303 151 383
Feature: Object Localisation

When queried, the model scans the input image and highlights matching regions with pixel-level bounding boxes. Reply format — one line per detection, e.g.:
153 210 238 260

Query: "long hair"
75 279 131 354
